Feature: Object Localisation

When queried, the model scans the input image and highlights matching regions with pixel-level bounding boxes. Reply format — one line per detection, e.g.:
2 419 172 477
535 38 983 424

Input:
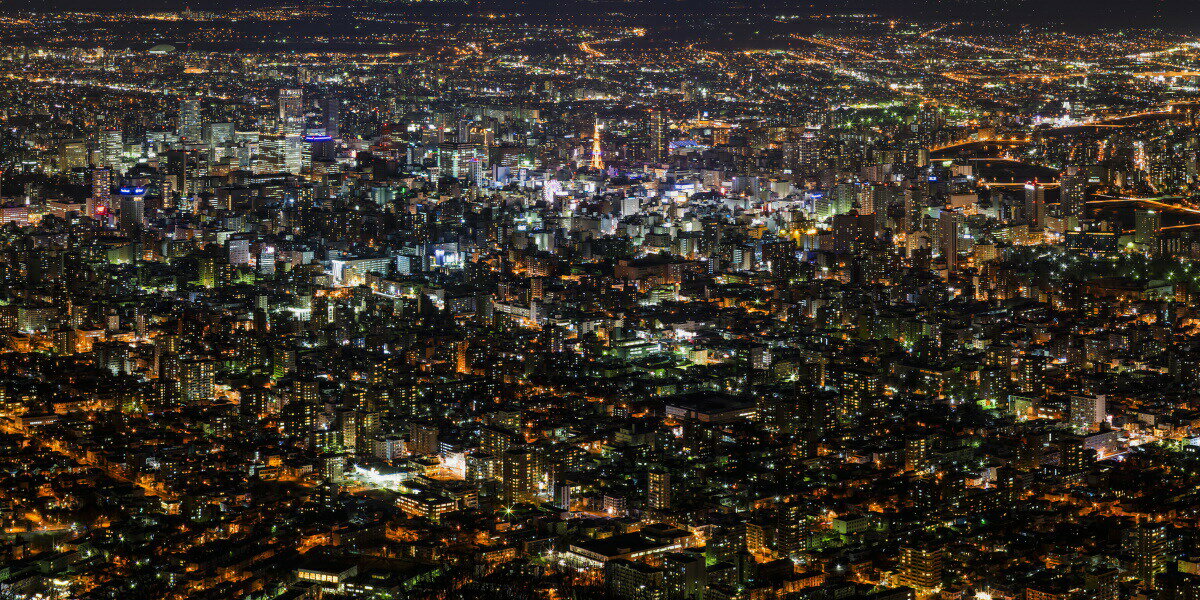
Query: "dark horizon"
3 0 1200 28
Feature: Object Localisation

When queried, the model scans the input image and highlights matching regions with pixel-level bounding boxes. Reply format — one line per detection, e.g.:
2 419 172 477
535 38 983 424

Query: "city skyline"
0 3 1195 600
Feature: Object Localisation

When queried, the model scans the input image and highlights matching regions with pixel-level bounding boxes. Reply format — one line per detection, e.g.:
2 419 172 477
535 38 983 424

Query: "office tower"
647 469 670 510
58 139 89 171
203 122 234 147
1069 393 1106 433
322 97 341 139
1025 182 1047 231
939 209 963 272
1135 208 1161 248
178 94 202 141
97 128 123 170
118 195 145 230
897 543 944 590
227 237 251 266
278 88 304 174
650 108 665 162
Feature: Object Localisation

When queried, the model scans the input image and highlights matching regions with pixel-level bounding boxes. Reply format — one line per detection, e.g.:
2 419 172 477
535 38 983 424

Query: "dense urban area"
1 3 1200 600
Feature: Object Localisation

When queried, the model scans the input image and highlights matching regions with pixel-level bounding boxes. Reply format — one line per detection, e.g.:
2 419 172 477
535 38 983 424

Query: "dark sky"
2 0 1197 28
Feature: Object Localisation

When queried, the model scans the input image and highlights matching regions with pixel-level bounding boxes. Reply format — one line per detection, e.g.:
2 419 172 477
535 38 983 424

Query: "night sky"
2 0 1197 28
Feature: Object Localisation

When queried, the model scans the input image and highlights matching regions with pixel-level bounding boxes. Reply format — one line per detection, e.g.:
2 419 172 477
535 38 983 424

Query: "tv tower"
590 118 604 171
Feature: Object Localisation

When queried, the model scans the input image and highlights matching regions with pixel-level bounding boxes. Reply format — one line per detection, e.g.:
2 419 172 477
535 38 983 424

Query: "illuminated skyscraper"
321 97 341 140
278 88 305 174
649 108 665 162
97 128 123 170
1025 182 1047 232
939 208 964 272
178 94 202 141
88 168 112 220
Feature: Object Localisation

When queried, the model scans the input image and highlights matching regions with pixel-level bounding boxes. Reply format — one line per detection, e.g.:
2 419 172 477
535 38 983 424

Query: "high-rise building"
203 122 234 148
1135 208 1161 248
606 559 666 600
408 423 439 456
939 208 964 272
903 186 922 231
278 88 305 174
1069 393 1106 433
502 446 540 505
663 552 707 600
1125 524 1168 588
1025 182 1047 232
1014 353 1046 396
1161 568 1200 600
227 237 251 266
1060 168 1088 218
286 378 319 407
834 366 884 428
180 357 215 404
88 168 112 220
897 543 943 590
118 194 145 230
904 437 931 472
178 95 202 141
1084 566 1120 600
97 128 123 170
322 97 341 139
647 469 671 510
649 108 665 163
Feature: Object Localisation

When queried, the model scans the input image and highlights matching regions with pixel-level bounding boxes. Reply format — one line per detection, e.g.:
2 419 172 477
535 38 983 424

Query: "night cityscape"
1 2 1200 600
